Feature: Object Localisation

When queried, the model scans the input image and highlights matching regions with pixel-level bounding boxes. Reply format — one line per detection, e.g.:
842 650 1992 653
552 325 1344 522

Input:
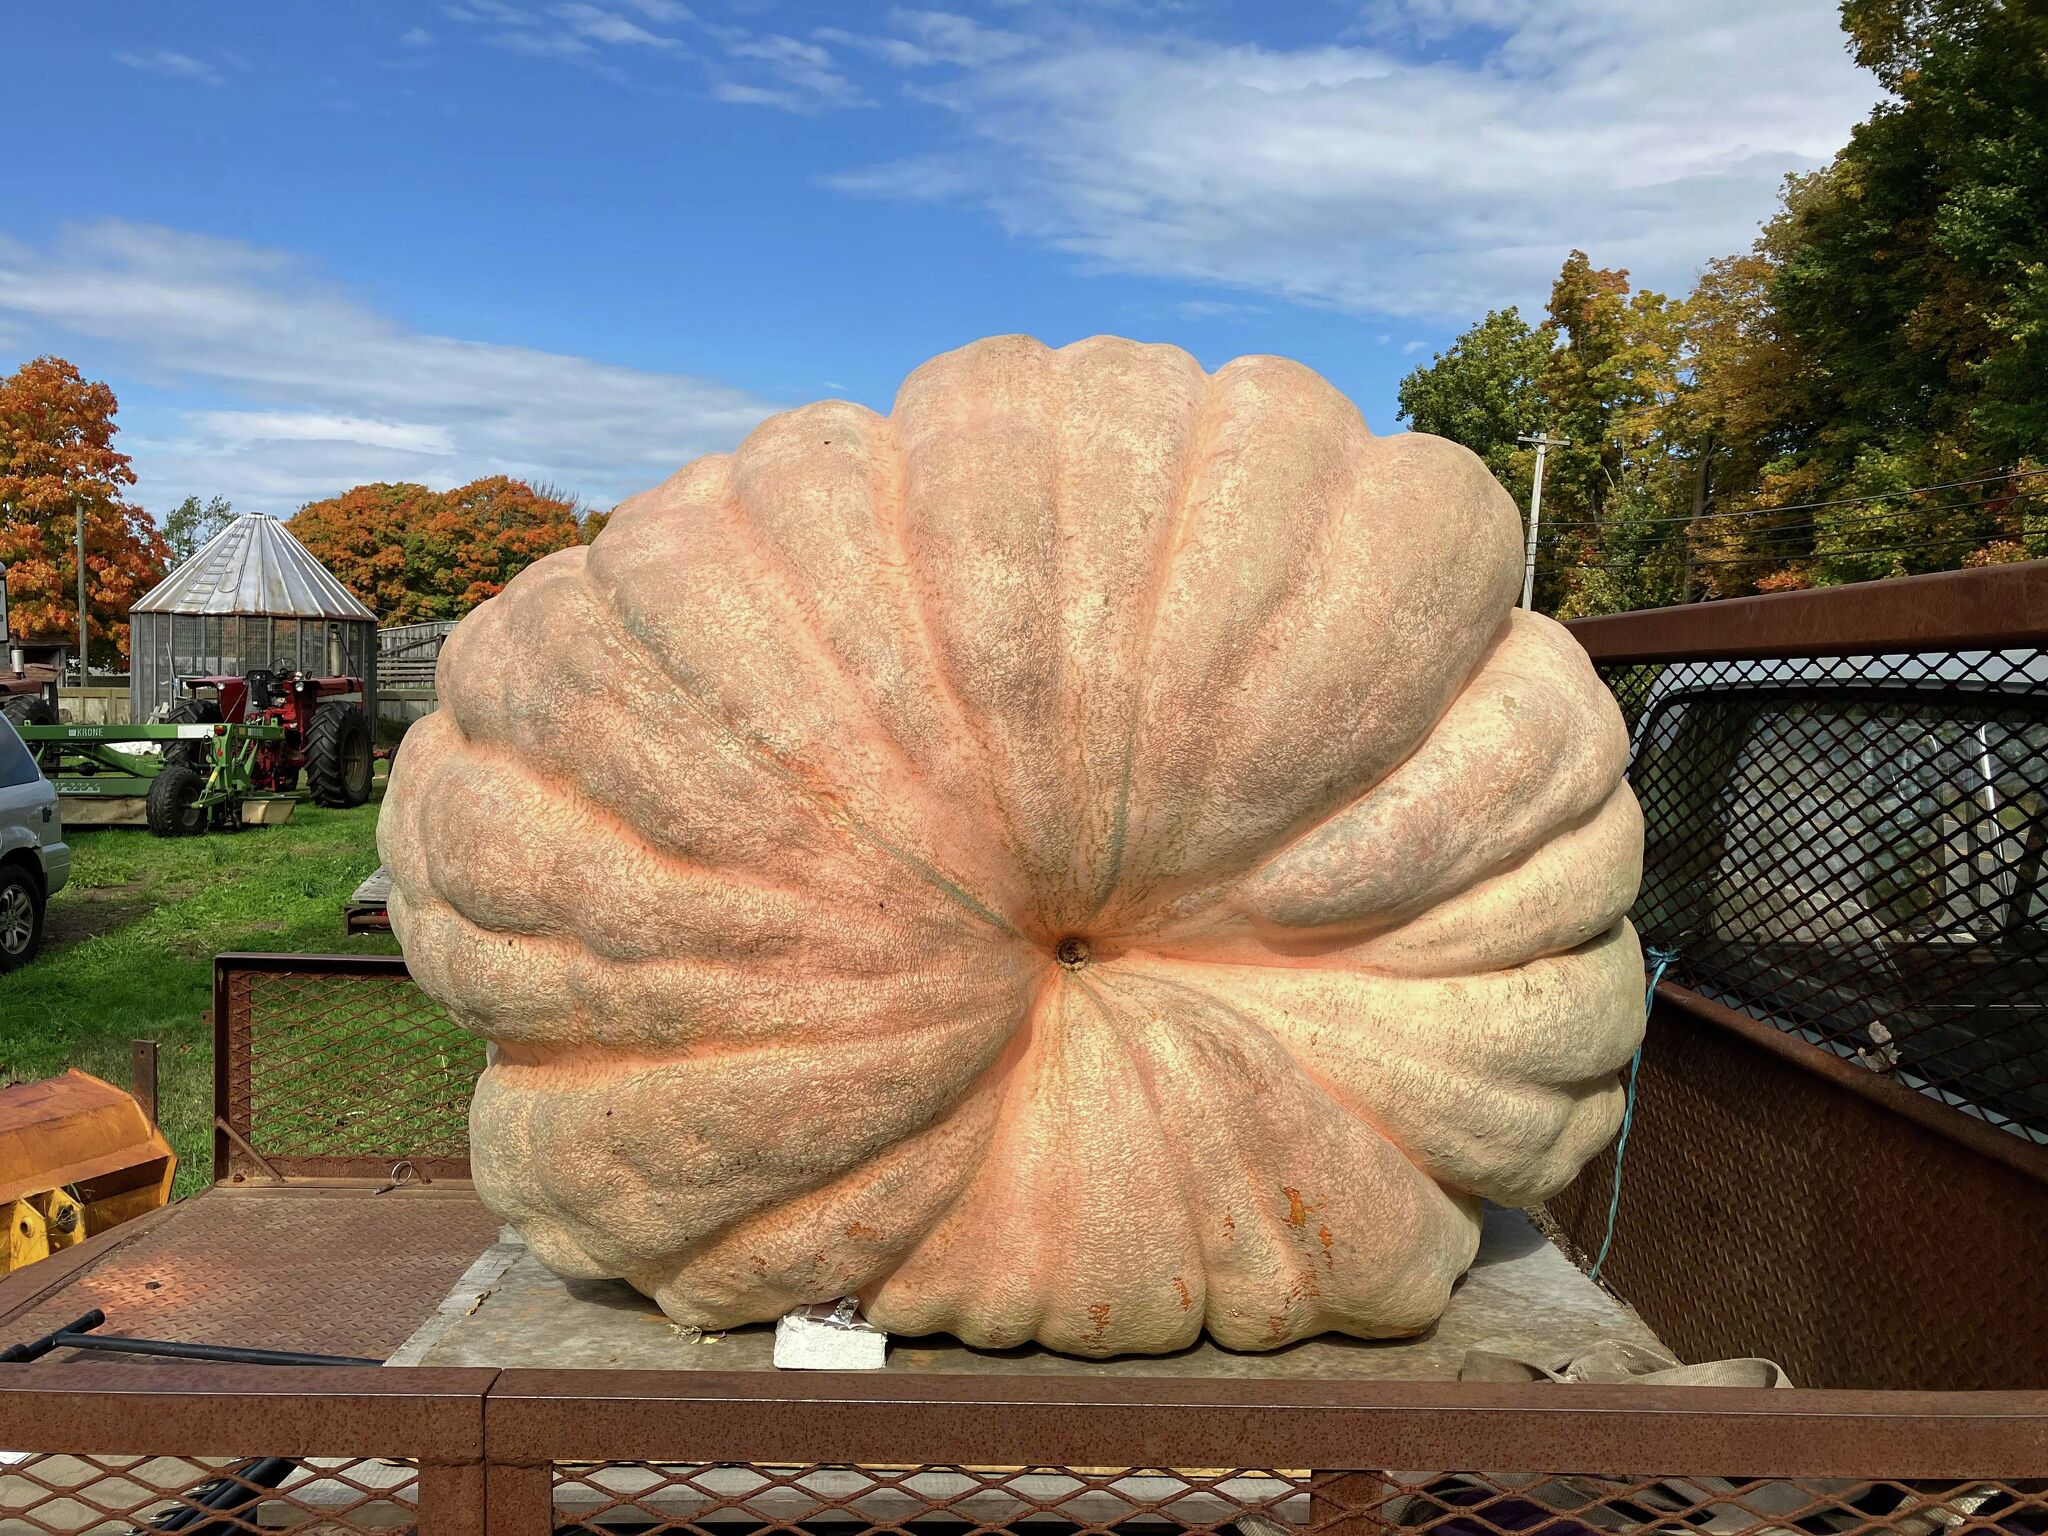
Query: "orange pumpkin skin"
381 334 1644 1357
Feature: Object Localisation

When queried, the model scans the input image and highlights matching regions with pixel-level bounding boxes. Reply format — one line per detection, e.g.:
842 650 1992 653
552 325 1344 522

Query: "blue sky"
0 1 1880 518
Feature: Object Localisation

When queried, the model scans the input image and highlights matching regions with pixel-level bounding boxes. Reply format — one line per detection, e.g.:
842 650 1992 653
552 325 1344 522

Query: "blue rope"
1588 944 1678 1284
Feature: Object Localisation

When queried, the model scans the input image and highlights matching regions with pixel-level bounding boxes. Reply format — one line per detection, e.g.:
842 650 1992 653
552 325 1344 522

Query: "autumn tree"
289 476 582 625
1396 307 1551 501
1397 1 2048 613
0 356 170 666
163 494 234 565
1520 254 1688 616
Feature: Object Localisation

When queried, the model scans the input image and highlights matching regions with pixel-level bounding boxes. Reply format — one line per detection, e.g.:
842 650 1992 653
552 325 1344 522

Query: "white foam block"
773 1300 888 1370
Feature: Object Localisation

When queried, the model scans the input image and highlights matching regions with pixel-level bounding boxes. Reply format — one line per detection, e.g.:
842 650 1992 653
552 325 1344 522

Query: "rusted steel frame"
420 1460 489 1536
1566 562 2048 662
243 1153 472 1183
0 1362 495 1460
484 1371 2048 1479
1656 981 2048 1187
131 1039 159 1128
211 959 239 1185
1311 1472 1397 1536
211 951 472 1186
486 1462 554 1536
214 950 413 979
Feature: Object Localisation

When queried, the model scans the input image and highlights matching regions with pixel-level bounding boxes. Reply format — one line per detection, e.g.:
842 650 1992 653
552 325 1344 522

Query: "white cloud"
819 10 1033 69
1176 298 1267 320
440 0 681 67
0 221 780 517
115 49 227 86
553 3 679 49
188 411 458 457
719 34 870 110
828 0 1880 319
891 10 1034 67
711 82 807 110
448 0 536 24
489 28 594 58
401 27 435 47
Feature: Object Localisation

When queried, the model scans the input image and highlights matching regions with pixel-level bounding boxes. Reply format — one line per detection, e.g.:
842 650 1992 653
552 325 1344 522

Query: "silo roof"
133 512 376 620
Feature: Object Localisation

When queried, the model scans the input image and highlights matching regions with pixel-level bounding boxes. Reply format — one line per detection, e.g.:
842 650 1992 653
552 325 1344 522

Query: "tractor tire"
146 764 207 837
306 702 373 808
149 697 208 767
2 694 56 729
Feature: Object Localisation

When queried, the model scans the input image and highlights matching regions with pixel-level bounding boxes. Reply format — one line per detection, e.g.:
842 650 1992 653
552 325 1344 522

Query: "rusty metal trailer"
1 564 2044 1535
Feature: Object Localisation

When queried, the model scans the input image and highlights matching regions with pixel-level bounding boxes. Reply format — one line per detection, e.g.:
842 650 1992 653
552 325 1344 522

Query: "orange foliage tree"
289 476 582 625
0 356 170 666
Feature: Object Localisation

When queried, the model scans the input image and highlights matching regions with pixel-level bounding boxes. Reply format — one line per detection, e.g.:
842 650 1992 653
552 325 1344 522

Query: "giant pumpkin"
381 334 1645 1357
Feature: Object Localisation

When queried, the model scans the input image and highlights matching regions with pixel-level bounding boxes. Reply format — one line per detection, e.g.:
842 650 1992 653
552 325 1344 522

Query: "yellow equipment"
0 1069 175 1275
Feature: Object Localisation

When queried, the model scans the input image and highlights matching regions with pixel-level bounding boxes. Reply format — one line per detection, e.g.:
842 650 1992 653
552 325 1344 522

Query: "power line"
1569 535 2022 567
1538 490 2034 545
1534 466 2048 531
1559 530 2032 569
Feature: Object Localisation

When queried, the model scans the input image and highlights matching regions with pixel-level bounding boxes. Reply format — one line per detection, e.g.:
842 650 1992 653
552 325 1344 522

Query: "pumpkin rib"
1142 782 1640 977
1076 355 1220 926
717 454 935 798
719 409 1022 917
469 978 1034 1282
1081 963 1473 1347
1115 611 1513 946
1099 424 1523 935
385 716 987 998
579 551 1024 942
875 392 1022 867
1100 963 1422 1170
892 341 1103 933
1335 788 1644 979
1064 971 1210 1338
1138 925 1642 1206
399 884 1030 1052
860 965 1116 1347
859 963 1066 1281
634 1024 1027 1326
1157 607 1624 946
404 724 877 918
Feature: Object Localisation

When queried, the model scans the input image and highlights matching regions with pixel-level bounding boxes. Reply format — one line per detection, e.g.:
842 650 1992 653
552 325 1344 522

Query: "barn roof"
132 513 376 621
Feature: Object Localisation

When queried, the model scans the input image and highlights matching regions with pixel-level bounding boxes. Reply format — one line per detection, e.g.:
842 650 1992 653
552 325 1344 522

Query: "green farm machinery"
18 720 296 834
10 664 376 836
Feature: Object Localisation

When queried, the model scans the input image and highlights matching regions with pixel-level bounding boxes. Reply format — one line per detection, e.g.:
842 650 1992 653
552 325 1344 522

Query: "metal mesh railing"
215 955 482 1180
541 1463 2048 1536
1304 1472 2045 1536
4 1366 2045 1535
551 1462 1309 1533
1604 648 2048 1141
0 1451 422 1534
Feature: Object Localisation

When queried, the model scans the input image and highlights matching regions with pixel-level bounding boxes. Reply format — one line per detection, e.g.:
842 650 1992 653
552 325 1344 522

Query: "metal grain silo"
129 513 378 724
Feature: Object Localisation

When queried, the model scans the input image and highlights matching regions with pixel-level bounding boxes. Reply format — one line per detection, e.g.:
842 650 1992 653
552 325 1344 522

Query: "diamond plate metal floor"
0 1186 504 1362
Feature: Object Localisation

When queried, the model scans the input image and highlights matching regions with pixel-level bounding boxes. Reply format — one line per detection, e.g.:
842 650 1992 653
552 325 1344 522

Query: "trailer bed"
0 1184 501 1364
0 1185 1658 1379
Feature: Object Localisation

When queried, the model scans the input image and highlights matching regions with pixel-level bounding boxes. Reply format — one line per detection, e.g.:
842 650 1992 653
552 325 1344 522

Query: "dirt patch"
167 916 288 957
42 883 152 953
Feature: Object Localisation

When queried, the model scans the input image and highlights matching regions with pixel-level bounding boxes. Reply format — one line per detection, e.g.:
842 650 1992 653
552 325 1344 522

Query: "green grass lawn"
0 781 397 1196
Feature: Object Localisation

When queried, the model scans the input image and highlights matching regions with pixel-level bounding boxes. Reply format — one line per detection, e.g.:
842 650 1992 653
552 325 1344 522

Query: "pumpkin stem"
1055 936 1091 970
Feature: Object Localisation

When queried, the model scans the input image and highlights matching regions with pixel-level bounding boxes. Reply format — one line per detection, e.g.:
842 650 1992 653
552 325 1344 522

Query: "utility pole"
74 499 89 681
1682 433 1714 604
1516 431 1568 611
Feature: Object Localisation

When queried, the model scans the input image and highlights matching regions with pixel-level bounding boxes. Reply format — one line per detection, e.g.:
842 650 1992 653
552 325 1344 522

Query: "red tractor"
152 669 375 809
